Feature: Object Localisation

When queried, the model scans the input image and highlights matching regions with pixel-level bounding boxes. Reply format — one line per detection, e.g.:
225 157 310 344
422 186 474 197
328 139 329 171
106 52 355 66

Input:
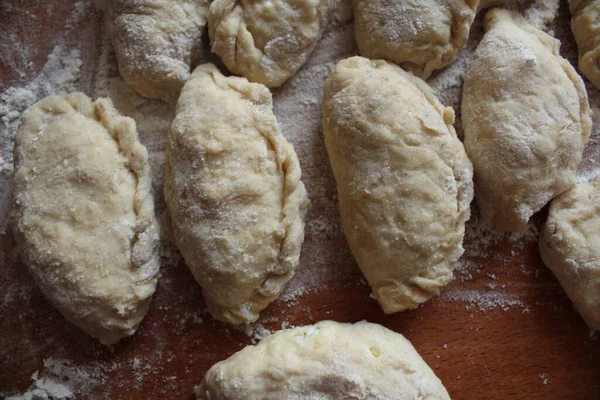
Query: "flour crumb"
441 289 525 312
3 371 74 400
243 322 273 344
539 374 549 385
524 0 559 32
65 0 90 29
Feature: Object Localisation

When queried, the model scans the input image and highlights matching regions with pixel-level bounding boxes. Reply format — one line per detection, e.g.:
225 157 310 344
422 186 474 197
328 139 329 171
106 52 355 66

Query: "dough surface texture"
322 56 474 313
462 8 591 232
207 0 329 87
569 0 600 88
11 93 159 345
164 64 309 325
353 0 503 79
540 177 600 331
107 0 209 104
195 320 451 399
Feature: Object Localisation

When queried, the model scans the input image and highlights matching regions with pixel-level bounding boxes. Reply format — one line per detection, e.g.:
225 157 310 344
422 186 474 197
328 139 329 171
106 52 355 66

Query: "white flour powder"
5 371 73 400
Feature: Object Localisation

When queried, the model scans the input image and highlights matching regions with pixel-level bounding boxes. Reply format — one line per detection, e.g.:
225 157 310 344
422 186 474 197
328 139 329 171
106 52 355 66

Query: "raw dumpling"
462 9 591 232
107 0 210 104
322 56 474 313
195 320 451 400
569 0 600 88
11 93 159 345
207 0 329 87
352 0 500 79
164 64 309 325
539 176 600 331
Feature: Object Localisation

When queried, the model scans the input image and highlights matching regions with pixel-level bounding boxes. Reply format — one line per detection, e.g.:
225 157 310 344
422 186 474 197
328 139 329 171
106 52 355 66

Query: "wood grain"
1 1 599 399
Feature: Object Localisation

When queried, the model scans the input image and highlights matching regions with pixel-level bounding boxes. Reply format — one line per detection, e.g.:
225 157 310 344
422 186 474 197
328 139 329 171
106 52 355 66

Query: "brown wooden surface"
1 1 599 399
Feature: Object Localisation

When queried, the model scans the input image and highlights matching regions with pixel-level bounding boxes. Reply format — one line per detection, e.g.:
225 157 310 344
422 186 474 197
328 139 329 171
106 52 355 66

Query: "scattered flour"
440 290 525 312
5 371 73 400
524 0 560 32
243 322 273 344
0 45 83 233
65 0 90 30
2 358 111 399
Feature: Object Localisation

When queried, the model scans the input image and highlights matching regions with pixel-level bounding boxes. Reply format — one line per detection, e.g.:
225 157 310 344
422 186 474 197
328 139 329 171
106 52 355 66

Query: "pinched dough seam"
211 0 326 82
202 67 308 303
93 98 158 286
418 2 477 78
214 3 275 73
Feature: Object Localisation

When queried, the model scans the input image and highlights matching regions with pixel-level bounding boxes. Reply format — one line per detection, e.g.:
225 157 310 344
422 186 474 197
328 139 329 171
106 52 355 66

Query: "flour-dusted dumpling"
11 93 159 345
462 9 591 232
107 0 210 104
195 320 450 399
164 64 309 325
323 56 474 313
207 0 329 87
569 0 600 88
352 0 500 79
540 177 600 331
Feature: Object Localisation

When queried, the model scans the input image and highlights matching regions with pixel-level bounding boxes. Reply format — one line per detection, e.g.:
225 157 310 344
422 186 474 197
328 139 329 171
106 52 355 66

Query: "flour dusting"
2 358 112 399
524 0 560 32
4 371 73 400
440 290 525 312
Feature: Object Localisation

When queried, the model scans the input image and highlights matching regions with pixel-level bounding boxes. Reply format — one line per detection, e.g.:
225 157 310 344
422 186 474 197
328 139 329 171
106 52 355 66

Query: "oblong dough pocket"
164 64 309 324
569 0 600 88
353 0 484 78
540 176 600 331
462 9 591 232
323 56 474 313
107 0 210 104
12 92 159 345
195 320 451 400
208 0 329 87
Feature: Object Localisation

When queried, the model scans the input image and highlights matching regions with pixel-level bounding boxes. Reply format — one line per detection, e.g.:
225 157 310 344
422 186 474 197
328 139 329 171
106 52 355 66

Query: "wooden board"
1 1 599 399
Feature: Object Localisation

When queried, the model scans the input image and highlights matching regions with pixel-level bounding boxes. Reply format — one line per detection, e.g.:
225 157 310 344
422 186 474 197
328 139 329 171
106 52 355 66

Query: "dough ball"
353 0 483 79
107 0 210 104
540 176 600 331
164 64 309 325
462 8 591 232
322 56 474 313
207 0 329 87
569 0 600 88
11 92 159 345
195 320 451 399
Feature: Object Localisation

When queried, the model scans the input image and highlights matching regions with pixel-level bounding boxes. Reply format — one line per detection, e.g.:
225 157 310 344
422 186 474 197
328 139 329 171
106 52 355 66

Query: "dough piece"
195 320 450 399
569 0 600 88
164 64 309 324
540 177 600 331
462 9 591 232
353 0 502 79
107 0 210 104
11 93 159 345
207 0 329 87
322 56 474 313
